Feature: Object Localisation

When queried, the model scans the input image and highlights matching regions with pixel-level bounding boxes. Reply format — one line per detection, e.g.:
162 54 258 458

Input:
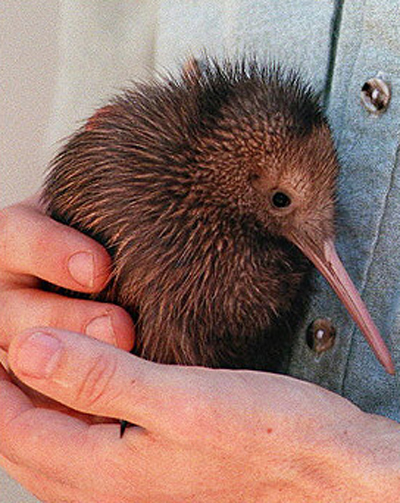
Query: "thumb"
7 328 180 431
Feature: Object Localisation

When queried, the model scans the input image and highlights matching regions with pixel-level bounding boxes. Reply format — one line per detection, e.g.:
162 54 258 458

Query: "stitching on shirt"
332 0 368 393
323 0 345 109
330 0 367 139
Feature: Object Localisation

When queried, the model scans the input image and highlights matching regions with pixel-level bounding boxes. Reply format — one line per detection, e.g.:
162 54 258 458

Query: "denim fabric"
289 0 400 421
155 0 334 92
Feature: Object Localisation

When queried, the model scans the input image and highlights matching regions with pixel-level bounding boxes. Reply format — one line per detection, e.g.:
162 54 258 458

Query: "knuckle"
76 352 121 410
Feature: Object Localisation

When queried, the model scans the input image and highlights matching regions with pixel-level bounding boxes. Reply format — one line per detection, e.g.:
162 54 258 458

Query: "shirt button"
361 75 391 114
306 318 336 354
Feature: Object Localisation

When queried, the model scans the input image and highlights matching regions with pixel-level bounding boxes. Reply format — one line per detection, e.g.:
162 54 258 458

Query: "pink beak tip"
383 355 396 376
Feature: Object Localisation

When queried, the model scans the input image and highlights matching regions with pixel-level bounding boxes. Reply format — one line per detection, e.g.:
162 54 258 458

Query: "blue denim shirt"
289 1 400 421
154 0 400 420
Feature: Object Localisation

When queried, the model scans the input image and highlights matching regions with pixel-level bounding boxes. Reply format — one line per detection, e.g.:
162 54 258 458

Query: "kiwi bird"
42 57 394 379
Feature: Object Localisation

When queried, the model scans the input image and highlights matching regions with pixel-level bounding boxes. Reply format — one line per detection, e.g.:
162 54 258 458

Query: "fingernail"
68 251 95 288
85 314 116 344
15 332 62 378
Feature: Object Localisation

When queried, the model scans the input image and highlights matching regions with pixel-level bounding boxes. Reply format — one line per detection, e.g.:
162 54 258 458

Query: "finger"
0 204 111 292
0 372 92 471
0 370 146 482
7 328 194 431
2 350 120 422
0 454 85 503
0 289 134 351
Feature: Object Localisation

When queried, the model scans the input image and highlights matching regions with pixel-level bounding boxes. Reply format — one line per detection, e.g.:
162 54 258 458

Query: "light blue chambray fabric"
155 0 335 91
288 0 400 421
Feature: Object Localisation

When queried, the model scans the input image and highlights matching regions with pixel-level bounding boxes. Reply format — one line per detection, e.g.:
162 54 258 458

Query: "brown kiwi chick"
42 57 393 384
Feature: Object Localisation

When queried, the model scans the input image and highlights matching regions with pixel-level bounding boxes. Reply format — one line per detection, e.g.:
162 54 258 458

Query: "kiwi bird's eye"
272 191 291 208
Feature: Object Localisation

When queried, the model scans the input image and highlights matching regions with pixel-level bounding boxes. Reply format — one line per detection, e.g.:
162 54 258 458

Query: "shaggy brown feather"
42 57 338 372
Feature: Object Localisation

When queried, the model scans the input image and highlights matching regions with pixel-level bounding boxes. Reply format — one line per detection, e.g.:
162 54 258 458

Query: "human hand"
0 194 134 407
1 327 400 503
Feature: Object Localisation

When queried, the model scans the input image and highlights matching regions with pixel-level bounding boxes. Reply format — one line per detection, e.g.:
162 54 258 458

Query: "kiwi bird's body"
43 58 341 372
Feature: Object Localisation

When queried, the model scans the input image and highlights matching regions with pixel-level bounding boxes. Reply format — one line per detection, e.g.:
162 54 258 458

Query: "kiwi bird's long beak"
290 234 395 375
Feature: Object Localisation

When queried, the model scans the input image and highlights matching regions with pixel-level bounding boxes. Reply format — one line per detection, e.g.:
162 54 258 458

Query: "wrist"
247 385 400 502
350 412 400 492
299 409 400 501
